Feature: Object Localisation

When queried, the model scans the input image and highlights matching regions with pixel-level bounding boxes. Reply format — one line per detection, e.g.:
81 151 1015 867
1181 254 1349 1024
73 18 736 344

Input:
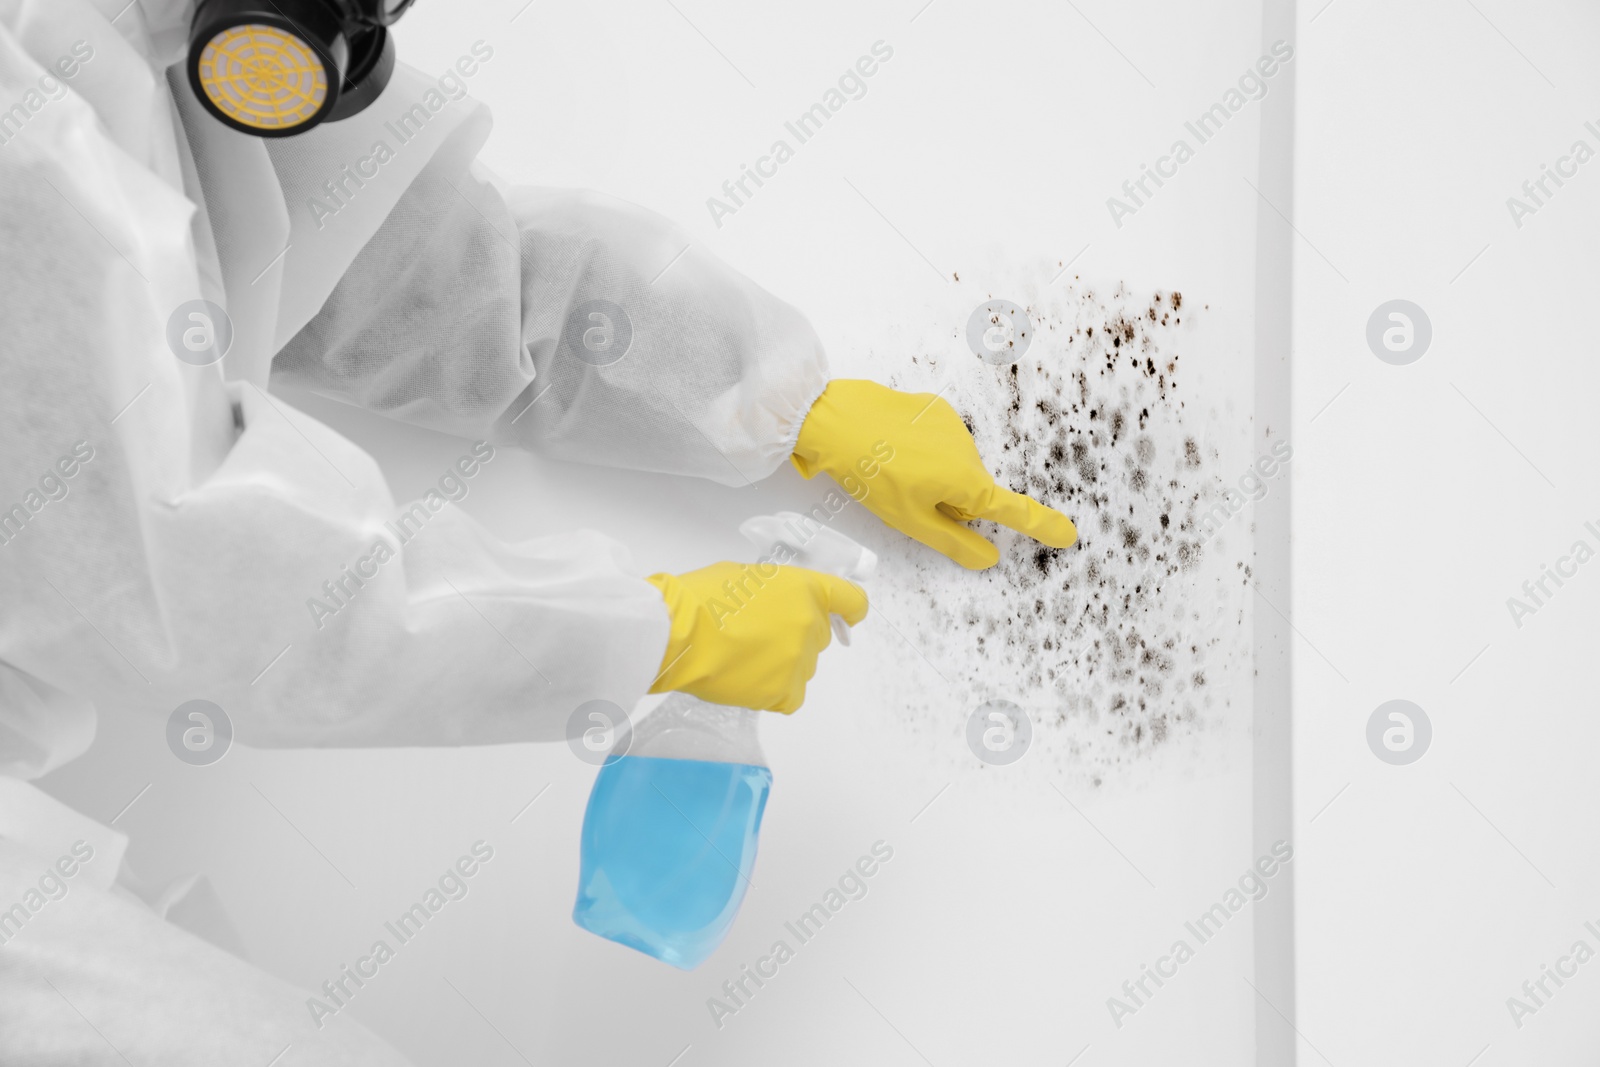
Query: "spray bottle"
572 514 874 969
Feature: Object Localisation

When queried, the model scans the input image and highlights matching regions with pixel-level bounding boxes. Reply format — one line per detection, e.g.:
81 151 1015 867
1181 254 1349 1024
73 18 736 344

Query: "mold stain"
869 280 1247 786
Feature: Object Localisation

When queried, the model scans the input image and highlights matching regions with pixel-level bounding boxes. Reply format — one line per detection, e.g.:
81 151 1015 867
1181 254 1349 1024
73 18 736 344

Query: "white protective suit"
0 0 826 1059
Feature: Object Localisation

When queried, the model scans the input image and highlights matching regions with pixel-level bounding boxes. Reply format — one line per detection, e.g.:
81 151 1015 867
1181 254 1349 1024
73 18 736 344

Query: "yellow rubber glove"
792 379 1078 570
646 562 870 713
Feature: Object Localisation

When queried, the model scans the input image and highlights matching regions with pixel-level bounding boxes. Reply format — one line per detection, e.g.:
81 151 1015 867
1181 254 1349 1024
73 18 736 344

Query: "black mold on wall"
872 281 1247 785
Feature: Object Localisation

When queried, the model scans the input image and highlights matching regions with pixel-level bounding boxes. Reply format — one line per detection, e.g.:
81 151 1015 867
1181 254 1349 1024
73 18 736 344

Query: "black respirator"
186 0 415 137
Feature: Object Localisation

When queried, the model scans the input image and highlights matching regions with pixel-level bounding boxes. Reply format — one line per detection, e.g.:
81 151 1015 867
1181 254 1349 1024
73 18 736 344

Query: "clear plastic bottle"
572 694 770 969
571 513 874 970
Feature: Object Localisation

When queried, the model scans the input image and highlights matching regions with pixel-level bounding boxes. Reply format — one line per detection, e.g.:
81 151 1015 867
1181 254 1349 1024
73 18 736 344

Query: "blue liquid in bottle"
574 752 772 970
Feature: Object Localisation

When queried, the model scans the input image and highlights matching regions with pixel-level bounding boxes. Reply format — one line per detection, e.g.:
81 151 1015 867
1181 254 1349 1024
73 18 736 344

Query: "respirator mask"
186 0 415 136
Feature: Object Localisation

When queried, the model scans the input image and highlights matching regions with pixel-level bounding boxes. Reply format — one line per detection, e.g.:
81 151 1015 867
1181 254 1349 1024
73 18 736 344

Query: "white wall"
1291 0 1600 1063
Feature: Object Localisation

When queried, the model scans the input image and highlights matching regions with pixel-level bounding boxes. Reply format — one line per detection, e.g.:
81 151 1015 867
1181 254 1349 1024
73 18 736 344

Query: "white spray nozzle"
739 512 874 646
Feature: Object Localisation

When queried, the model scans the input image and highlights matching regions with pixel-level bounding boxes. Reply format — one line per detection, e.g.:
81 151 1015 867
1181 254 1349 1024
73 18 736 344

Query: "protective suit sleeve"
272 146 831 488
0 25 668 753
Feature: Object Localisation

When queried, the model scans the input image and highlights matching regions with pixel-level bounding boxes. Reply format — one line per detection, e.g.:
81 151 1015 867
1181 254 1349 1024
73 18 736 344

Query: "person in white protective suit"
0 1 1079 1060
